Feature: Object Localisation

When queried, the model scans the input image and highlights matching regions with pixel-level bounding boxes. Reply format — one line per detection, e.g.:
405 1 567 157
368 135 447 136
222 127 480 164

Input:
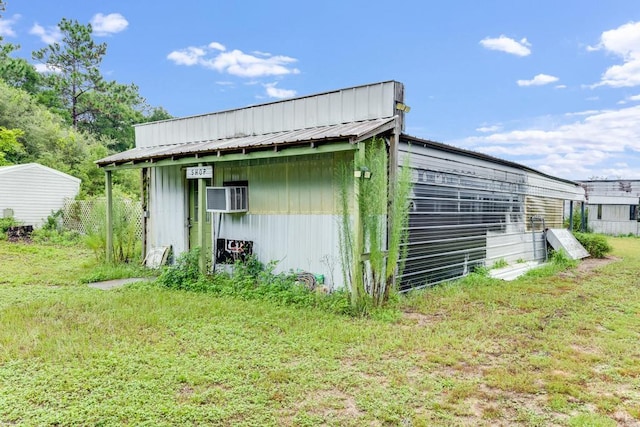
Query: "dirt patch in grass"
559 255 620 278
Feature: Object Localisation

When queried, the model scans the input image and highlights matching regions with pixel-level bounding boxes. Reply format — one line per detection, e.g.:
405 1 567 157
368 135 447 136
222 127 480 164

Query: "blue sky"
3 0 640 180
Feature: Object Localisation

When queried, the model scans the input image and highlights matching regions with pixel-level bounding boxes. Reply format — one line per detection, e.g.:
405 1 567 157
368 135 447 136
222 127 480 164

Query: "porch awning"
96 117 397 168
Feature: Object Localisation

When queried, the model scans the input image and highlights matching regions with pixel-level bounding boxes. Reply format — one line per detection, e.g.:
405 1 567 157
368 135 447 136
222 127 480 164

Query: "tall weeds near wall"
338 137 412 308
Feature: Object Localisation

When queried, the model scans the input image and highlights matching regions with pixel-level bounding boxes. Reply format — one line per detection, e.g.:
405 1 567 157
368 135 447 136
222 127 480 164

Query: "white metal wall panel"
397 140 580 290
135 81 401 148
0 164 80 227
486 231 544 264
526 173 584 201
148 165 187 255
217 214 345 289
588 219 638 235
588 195 638 205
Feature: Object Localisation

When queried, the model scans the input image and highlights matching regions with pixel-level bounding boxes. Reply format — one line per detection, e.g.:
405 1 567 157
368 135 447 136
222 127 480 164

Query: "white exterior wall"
218 214 345 289
586 204 639 235
0 163 80 227
148 165 188 255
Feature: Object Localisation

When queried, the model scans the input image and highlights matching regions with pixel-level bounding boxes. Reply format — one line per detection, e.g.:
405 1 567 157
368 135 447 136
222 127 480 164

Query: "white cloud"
458 105 640 179
90 13 129 36
29 23 62 44
476 125 501 133
629 94 640 101
555 84 567 89
207 50 300 78
590 21 640 88
480 35 531 57
33 63 62 74
208 42 226 51
0 14 20 37
167 47 206 66
264 82 296 99
517 73 559 87
168 41 300 79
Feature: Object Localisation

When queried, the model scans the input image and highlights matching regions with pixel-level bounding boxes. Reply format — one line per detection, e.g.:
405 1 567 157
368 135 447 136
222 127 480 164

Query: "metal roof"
96 117 396 167
401 134 582 187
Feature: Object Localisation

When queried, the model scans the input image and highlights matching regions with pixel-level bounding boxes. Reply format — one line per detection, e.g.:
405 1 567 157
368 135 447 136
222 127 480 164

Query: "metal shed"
580 180 640 236
97 81 585 291
0 163 81 227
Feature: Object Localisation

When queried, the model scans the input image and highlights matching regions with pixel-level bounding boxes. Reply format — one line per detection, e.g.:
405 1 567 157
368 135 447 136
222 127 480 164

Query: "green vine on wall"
338 137 412 308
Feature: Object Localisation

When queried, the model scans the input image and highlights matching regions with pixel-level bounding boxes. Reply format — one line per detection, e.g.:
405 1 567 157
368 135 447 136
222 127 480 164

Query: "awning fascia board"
102 141 359 171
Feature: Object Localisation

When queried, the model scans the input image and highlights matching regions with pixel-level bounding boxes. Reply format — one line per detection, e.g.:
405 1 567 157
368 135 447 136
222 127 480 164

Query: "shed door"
188 179 212 254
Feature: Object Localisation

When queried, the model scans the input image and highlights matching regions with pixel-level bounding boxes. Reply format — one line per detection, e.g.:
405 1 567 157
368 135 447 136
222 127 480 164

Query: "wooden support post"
580 202 586 232
352 142 366 303
105 170 113 263
141 168 149 262
386 130 400 293
197 165 207 272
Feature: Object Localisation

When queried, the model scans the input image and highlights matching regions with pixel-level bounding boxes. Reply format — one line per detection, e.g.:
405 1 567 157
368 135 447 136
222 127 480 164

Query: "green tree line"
0 1 171 197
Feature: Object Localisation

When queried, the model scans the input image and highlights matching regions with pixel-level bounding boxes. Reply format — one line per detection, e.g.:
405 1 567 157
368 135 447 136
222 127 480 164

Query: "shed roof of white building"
0 163 81 184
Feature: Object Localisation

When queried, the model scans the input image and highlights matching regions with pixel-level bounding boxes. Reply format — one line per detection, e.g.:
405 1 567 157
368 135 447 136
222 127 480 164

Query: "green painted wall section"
214 151 353 215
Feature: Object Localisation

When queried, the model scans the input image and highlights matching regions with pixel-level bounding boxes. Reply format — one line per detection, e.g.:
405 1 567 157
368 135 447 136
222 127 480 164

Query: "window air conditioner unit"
206 186 248 213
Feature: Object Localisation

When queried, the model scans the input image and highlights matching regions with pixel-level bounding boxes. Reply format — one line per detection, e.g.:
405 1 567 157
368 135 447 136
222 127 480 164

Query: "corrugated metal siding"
524 196 563 230
148 165 187 255
397 142 527 289
214 151 350 214
135 81 401 148
0 164 80 227
586 204 640 235
218 214 344 289
397 141 582 291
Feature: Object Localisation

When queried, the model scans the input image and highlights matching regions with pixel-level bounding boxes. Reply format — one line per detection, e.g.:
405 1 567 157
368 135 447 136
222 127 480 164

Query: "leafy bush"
564 210 590 232
573 232 612 258
155 250 357 316
30 210 82 246
0 217 20 240
156 248 202 290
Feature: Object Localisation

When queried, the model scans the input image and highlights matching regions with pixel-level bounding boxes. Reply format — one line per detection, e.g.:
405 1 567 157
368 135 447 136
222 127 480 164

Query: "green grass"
1 238 639 425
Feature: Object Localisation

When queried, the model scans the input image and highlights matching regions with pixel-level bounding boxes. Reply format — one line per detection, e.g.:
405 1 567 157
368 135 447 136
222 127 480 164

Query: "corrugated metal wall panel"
135 81 400 148
218 214 344 289
524 196 564 230
214 151 350 214
397 141 580 291
149 166 186 255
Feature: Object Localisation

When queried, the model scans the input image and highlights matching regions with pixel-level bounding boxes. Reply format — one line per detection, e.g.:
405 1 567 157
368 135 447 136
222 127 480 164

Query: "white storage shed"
0 163 81 227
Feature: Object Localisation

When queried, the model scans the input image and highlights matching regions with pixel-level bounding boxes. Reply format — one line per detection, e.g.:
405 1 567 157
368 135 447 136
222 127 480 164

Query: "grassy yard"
0 238 639 426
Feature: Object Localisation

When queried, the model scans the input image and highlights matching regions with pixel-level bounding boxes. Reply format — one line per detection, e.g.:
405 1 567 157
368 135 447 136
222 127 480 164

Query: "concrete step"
489 261 545 281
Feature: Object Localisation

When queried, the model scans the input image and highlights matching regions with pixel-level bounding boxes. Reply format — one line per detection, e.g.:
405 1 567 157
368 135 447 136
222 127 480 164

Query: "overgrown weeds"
156 250 359 316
